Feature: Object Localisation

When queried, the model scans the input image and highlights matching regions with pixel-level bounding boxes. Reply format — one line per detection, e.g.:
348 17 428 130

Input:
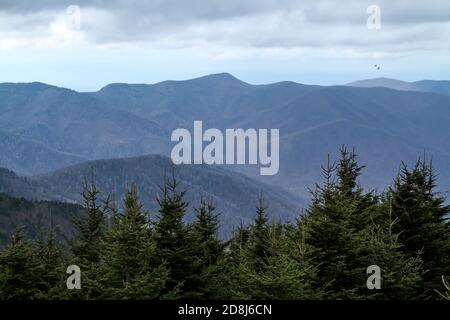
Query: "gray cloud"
0 0 449 55
2 0 449 23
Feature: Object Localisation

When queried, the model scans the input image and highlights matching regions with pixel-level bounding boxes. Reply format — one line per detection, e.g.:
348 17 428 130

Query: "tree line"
0 147 449 300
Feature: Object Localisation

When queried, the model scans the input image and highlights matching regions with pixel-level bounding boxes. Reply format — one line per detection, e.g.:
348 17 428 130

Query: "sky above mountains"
0 0 449 91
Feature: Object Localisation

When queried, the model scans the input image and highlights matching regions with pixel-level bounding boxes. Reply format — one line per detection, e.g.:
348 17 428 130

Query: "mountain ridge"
0 154 304 237
347 77 450 96
1 73 450 200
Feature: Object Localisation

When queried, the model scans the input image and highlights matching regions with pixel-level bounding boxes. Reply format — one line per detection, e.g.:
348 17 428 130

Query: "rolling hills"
1 73 450 206
347 77 450 96
0 155 303 238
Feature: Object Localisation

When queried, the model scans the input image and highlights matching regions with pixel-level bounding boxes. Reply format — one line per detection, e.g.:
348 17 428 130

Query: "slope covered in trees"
0 147 449 300
0 193 82 248
0 155 303 238
3 75 450 200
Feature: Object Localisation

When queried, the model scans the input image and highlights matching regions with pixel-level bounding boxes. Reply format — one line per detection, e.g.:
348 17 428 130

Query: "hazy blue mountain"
0 82 170 172
348 77 450 96
91 73 319 128
0 130 86 175
0 155 304 237
1 74 450 201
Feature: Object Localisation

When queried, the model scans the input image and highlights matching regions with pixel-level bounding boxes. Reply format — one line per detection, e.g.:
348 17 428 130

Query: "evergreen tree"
67 178 108 299
101 184 168 299
306 148 378 298
353 201 424 299
337 146 365 197
305 154 360 298
226 221 322 299
389 159 450 295
1 149 449 301
153 174 196 297
34 218 67 299
248 195 270 267
192 198 222 262
0 229 42 299
189 199 225 298
71 178 106 264
228 221 251 263
336 146 376 228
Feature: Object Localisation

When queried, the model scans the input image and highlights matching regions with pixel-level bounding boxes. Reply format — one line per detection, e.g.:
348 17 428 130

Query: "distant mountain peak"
97 73 248 93
173 72 250 87
347 77 410 88
347 77 450 96
199 72 242 81
0 81 54 90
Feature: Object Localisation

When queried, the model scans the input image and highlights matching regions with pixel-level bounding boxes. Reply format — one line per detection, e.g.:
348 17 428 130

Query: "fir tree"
353 202 424 299
0 228 42 299
71 177 106 264
192 198 222 262
306 149 378 298
248 195 270 267
67 177 108 299
101 184 168 299
191 198 224 298
227 221 322 299
153 174 197 297
34 217 67 299
389 159 450 295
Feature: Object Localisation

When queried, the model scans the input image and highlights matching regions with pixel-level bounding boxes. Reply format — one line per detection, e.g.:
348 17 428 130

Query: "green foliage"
190 198 224 298
0 227 65 299
0 147 449 300
70 178 106 264
224 220 323 300
99 184 168 299
389 159 450 295
305 147 424 299
153 175 198 298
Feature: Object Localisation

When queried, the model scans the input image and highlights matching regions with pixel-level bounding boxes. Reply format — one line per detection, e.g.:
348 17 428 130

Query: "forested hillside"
1 148 448 300
3 75 450 199
0 155 303 238
0 193 81 247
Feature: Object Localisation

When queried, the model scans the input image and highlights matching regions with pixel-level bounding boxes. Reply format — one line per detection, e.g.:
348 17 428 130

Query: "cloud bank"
0 0 448 56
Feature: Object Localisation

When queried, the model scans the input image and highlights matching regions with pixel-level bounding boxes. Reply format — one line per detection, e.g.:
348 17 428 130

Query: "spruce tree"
34 218 67 299
389 159 450 295
153 174 196 297
71 178 106 263
306 155 357 297
0 228 42 299
353 202 424 299
101 184 168 299
191 198 224 298
248 195 270 267
192 198 222 261
67 177 107 299
227 221 322 299
306 148 377 298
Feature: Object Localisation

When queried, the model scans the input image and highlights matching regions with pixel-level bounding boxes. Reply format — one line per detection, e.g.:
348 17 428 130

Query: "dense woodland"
0 147 449 300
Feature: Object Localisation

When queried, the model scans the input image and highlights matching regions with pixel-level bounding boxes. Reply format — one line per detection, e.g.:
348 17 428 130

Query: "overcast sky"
0 0 449 91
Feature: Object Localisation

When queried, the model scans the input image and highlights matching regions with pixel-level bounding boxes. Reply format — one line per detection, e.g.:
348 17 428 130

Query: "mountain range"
1 73 450 234
0 155 302 238
348 77 450 96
